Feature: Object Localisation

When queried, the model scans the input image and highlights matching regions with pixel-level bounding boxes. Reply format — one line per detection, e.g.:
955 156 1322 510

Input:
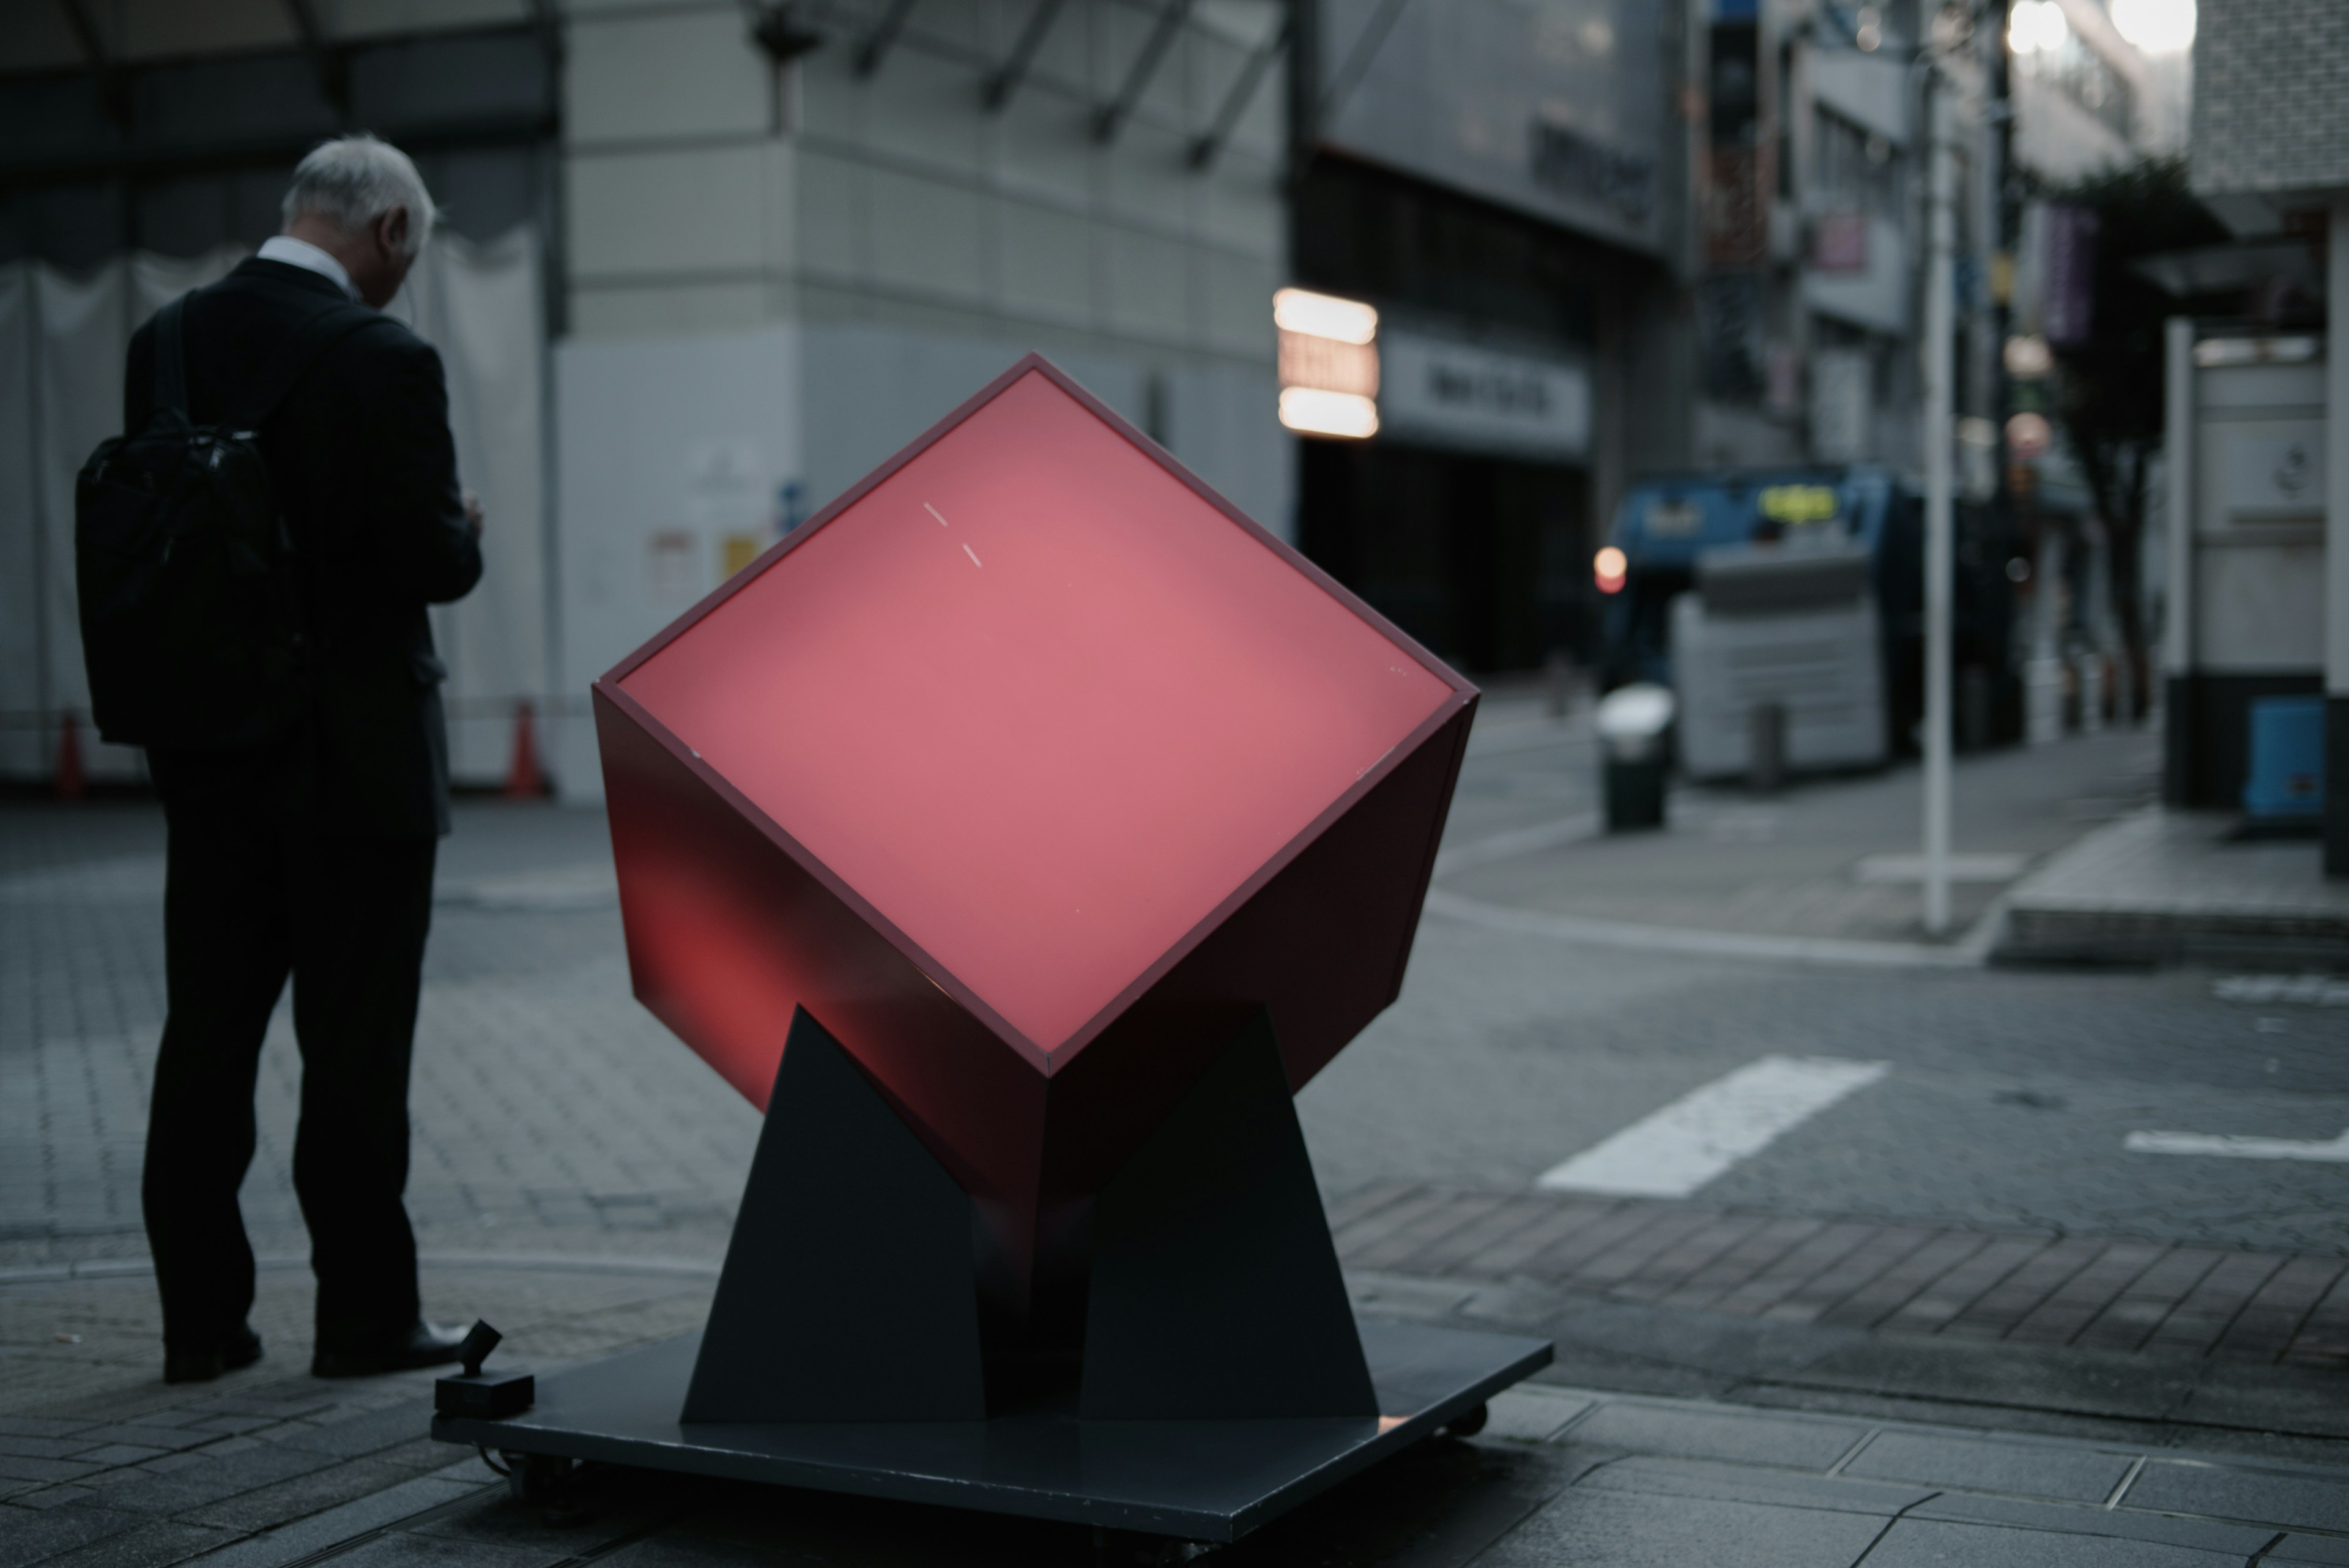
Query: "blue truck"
1595 467 2021 757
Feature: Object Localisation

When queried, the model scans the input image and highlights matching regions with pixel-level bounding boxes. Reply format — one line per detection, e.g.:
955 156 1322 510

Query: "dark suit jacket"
125 258 483 838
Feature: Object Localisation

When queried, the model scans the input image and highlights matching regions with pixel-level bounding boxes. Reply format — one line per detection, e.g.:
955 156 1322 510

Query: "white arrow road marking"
1535 1055 1890 1198
2124 1129 2349 1162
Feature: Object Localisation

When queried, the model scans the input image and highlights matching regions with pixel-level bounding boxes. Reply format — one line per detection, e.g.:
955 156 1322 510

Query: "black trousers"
145 749 437 1356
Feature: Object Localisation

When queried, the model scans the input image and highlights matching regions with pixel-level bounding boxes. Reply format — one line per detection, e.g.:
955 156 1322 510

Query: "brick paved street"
1330 1185 2349 1370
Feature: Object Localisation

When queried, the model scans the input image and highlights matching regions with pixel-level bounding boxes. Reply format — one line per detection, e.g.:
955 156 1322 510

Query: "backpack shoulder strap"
151 296 190 419
222 300 391 430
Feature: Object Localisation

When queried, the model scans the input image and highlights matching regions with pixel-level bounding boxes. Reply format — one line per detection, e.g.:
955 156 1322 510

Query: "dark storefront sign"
1529 121 1657 226
1295 1 1673 672
1377 328 1591 464
1312 0 1669 258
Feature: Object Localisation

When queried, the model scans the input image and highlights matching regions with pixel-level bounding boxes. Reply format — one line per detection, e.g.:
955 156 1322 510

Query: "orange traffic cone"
502 699 547 800
55 709 86 803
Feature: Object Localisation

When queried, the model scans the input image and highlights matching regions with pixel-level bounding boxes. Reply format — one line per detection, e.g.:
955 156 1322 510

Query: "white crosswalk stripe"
1534 1055 1890 1198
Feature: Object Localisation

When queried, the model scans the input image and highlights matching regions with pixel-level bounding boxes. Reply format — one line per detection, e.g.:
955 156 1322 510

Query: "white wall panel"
863 51 986 178
1102 124 1192 230
572 281 771 340
396 229 549 784
794 26 867 141
867 166 988 305
1201 248 1275 357
1200 170 1282 258
795 148 864 279
1105 223 1189 341
551 325 801 800
569 144 768 277
2197 541 2326 672
995 201 1095 327
566 9 767 143
996 94 1096 208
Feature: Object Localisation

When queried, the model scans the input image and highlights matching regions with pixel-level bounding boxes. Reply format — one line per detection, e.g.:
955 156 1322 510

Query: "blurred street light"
2003 334 2054 379
1274 288 1378 344
2007 0 2069 54
1275 288 1380 440
2006 410 2054 459
1594 546 1627 595
2110 0 2195 54
1278 387 1379 439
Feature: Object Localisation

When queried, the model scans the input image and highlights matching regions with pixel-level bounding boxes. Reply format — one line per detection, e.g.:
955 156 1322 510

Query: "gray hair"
281 135 439 256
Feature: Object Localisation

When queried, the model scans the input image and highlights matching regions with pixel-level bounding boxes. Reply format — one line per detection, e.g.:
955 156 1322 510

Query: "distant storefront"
1288 0 1686 674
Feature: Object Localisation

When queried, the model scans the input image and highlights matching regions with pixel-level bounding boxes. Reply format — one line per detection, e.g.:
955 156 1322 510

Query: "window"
1813 108 1901 221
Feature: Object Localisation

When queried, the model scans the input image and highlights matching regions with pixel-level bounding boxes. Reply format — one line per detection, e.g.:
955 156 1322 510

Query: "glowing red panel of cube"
593 356 1474 1322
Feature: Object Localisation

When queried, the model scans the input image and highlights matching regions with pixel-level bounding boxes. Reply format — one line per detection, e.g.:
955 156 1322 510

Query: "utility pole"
1922 72 1956 935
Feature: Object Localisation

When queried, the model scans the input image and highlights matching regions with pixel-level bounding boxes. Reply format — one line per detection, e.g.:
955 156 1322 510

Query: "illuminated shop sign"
1275 288 1381 440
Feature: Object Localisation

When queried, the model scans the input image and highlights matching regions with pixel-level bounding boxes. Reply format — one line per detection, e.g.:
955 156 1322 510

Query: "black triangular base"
1080 1010 1378 1420
680 1008 987 1422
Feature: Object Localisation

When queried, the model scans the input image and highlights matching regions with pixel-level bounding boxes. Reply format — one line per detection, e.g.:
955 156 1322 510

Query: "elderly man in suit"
125 135 483 1383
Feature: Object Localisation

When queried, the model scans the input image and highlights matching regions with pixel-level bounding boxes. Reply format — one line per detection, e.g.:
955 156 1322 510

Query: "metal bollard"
1748 703 1786 792
1597 684 1675 833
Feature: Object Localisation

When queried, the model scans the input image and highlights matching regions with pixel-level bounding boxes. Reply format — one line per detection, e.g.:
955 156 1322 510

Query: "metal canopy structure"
984 0 1067 112
0 4 559 266
1092 0 1193 144
1190 10 1289 169
852 0 918 77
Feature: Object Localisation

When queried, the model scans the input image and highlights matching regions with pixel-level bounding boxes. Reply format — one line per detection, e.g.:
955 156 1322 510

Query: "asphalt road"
1304 695 2349 1257
1304 921 2349 1256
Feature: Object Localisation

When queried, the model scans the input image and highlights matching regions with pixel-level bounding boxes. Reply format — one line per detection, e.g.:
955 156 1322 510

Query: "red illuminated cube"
593 356 1475 1328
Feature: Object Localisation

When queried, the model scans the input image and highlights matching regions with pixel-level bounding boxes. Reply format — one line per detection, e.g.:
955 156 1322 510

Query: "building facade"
1286 0 1693 675
2186 0 2349 867
0 0 1294 797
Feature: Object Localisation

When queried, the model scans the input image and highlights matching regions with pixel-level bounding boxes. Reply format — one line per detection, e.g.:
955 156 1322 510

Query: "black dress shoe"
163 1325 264 1385
311 1320 469 1378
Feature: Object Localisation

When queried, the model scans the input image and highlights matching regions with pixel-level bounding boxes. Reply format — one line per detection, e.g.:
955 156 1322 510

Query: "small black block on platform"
436 1372 535 1420
1081 1009 1378 1419
681 1007 987 1422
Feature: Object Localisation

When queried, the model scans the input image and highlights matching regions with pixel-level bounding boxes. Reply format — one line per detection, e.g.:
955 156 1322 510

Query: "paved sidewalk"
7 1274 2349 1568
2001 808 2349 967
1437 691 2160 954
0 801 753 1279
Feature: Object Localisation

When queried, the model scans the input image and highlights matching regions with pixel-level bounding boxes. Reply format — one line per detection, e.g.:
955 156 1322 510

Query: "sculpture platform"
433 1321 1550 1543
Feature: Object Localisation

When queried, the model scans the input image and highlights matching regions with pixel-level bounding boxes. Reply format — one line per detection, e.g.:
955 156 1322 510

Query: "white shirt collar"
256 235 360 302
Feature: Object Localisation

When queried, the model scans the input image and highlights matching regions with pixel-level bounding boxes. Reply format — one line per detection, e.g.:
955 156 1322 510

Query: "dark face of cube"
594 357 1474 1315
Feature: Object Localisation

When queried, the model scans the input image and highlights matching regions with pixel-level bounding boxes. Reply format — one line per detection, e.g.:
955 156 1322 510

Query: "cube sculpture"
593 356 1477 1389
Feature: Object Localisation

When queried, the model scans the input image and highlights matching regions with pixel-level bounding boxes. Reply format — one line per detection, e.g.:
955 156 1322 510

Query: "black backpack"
75 291 379 751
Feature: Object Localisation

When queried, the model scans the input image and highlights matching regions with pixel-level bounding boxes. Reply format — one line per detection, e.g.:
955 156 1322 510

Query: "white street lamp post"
1922 76 1956 936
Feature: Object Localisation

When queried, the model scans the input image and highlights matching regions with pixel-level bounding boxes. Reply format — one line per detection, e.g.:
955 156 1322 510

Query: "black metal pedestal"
433 1320 1549 1542
432 1008 1551 1541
